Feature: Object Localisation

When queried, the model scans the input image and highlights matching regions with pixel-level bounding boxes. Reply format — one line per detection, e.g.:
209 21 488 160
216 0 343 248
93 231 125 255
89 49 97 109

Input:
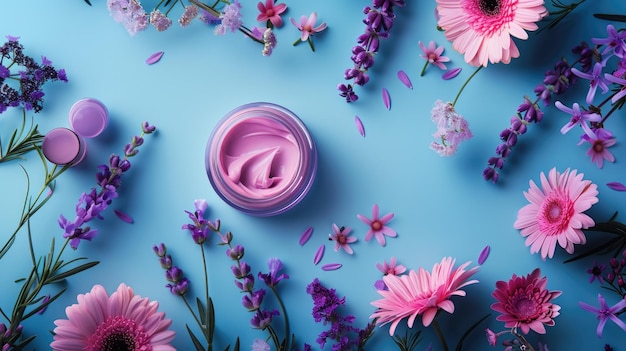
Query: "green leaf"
44 261 100 285
186 324 207 351
594 13 626 22
233 337 240 351
196 297 207 326
21 288 66 320
564 236 625 263
84 0 92 5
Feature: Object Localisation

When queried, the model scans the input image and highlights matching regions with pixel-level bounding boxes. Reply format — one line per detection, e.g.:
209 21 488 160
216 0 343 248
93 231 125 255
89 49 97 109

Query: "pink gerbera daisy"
256 0 287 28
328 223 357 254
435 0 548 67
51 283 175 351
514 167 599 260
357 203 397 246
491 268 562 335
370 257 479 335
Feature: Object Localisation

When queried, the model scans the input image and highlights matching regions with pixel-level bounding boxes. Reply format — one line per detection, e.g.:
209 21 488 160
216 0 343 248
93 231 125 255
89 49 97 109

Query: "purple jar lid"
42 128 86 166
68 98 109 138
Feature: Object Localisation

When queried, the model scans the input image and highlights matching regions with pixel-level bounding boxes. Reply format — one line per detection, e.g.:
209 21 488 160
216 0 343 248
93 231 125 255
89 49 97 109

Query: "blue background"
2 0 626 350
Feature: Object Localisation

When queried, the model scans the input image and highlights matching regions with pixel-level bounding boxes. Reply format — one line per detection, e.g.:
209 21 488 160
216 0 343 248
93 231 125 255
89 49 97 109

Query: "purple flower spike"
322 263 342 271
397 70 413 89
299 226 314 246
442 67 462 80
354 115 366 137
607 182 626 191
478 245 490 265
146 51 164 65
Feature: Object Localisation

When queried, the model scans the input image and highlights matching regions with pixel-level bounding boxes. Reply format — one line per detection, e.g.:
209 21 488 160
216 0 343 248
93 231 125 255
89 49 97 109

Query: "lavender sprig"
0 35 68 114
306 278 375 351
58 122 155 249
338 0 406 103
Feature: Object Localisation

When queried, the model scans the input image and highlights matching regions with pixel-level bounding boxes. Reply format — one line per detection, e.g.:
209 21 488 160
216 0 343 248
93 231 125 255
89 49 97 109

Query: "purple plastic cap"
69 98 109 138
42 128 86 166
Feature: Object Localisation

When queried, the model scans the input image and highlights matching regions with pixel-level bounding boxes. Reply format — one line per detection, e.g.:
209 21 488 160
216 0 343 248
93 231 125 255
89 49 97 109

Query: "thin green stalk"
452 65 483 107
270 286 290 350
200 244 213 349
432 319 450 351
182 295 204 331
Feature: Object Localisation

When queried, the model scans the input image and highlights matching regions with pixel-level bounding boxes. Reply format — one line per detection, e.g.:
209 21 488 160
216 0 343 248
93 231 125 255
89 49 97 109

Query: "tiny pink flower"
357 204 397 246
291 12 327 42
256 0 287 28
419 40 450 75
376 257 406 276
328 224 357 254
578 128 616 168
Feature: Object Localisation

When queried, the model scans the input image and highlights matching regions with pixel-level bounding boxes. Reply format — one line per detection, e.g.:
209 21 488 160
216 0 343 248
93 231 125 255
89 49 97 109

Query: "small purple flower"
592 24 626 58
259 258 289 288
215 1 243 35
579 293 626 337
555 101 602 135
242 290 266 311
572 62 610 105
150 9 172 31
250 309 279 330
578 128 616 168
587 261 606 284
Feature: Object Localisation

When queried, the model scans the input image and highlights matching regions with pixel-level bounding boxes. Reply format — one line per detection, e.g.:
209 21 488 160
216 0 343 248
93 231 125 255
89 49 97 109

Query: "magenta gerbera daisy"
370 257 479 335
435 0 548 67
51 283 175 351
491 268 562 335
514 167 599 260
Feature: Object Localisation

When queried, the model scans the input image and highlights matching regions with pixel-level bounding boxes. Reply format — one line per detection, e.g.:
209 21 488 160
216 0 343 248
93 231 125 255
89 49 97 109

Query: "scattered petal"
299 226 314 246
354 115 365 137
314 244 325 265
607 182 626 191
382 88 391 110
442 67 462 80
478 245 490 265
322 263 342 271
397 70 413 89
114 209 134 224
146 51 164 65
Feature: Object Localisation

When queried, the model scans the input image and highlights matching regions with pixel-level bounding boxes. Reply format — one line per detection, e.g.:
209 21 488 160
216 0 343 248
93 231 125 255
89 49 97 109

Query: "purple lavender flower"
259 258 289 288
306 278 375 351
338 0 405 102
152 242 190 296
59 122 155 249
182 199 212 244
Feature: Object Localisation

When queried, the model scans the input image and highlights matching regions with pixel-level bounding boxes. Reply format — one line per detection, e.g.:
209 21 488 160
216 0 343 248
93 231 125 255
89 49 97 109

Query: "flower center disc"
87 316 152 351
479 0 501 15
372 220 383 231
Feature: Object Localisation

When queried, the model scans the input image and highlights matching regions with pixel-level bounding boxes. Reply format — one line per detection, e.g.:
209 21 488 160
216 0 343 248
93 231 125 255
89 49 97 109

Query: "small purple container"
68 98 109 138
42 127 86 166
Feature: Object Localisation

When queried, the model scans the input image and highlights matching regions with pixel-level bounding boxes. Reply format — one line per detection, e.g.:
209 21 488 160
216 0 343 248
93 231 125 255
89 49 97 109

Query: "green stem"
200 244 214 349
270 286 290 350
432 319 450 351
420 61 429 76
182 295 204 331
452 65 483 107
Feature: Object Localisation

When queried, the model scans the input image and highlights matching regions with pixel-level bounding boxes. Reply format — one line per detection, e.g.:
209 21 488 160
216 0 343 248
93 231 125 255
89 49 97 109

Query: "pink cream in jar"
206 102 317 216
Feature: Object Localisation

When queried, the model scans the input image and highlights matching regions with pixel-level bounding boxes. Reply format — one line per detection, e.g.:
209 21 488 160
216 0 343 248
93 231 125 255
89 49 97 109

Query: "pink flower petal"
114 209 134 223
354 115 365 137
607 182 626 191
442 67 462 80
322 263 342 271
314 244 325 265
478 245 490 265
382 88 391 110
397 70 413 89
146 51 164 65
299 226 314 246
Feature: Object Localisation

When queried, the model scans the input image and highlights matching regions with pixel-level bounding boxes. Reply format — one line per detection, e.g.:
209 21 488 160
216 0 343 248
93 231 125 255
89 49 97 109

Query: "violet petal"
382 88 391 110
397 70 413 89
146 51 164 65
114 209 134 223
478 245 490 265
313 244 325 265
442 67 462 80
607 182 626 191
322 263 342 271
354 115 365 137
299 226 314 246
